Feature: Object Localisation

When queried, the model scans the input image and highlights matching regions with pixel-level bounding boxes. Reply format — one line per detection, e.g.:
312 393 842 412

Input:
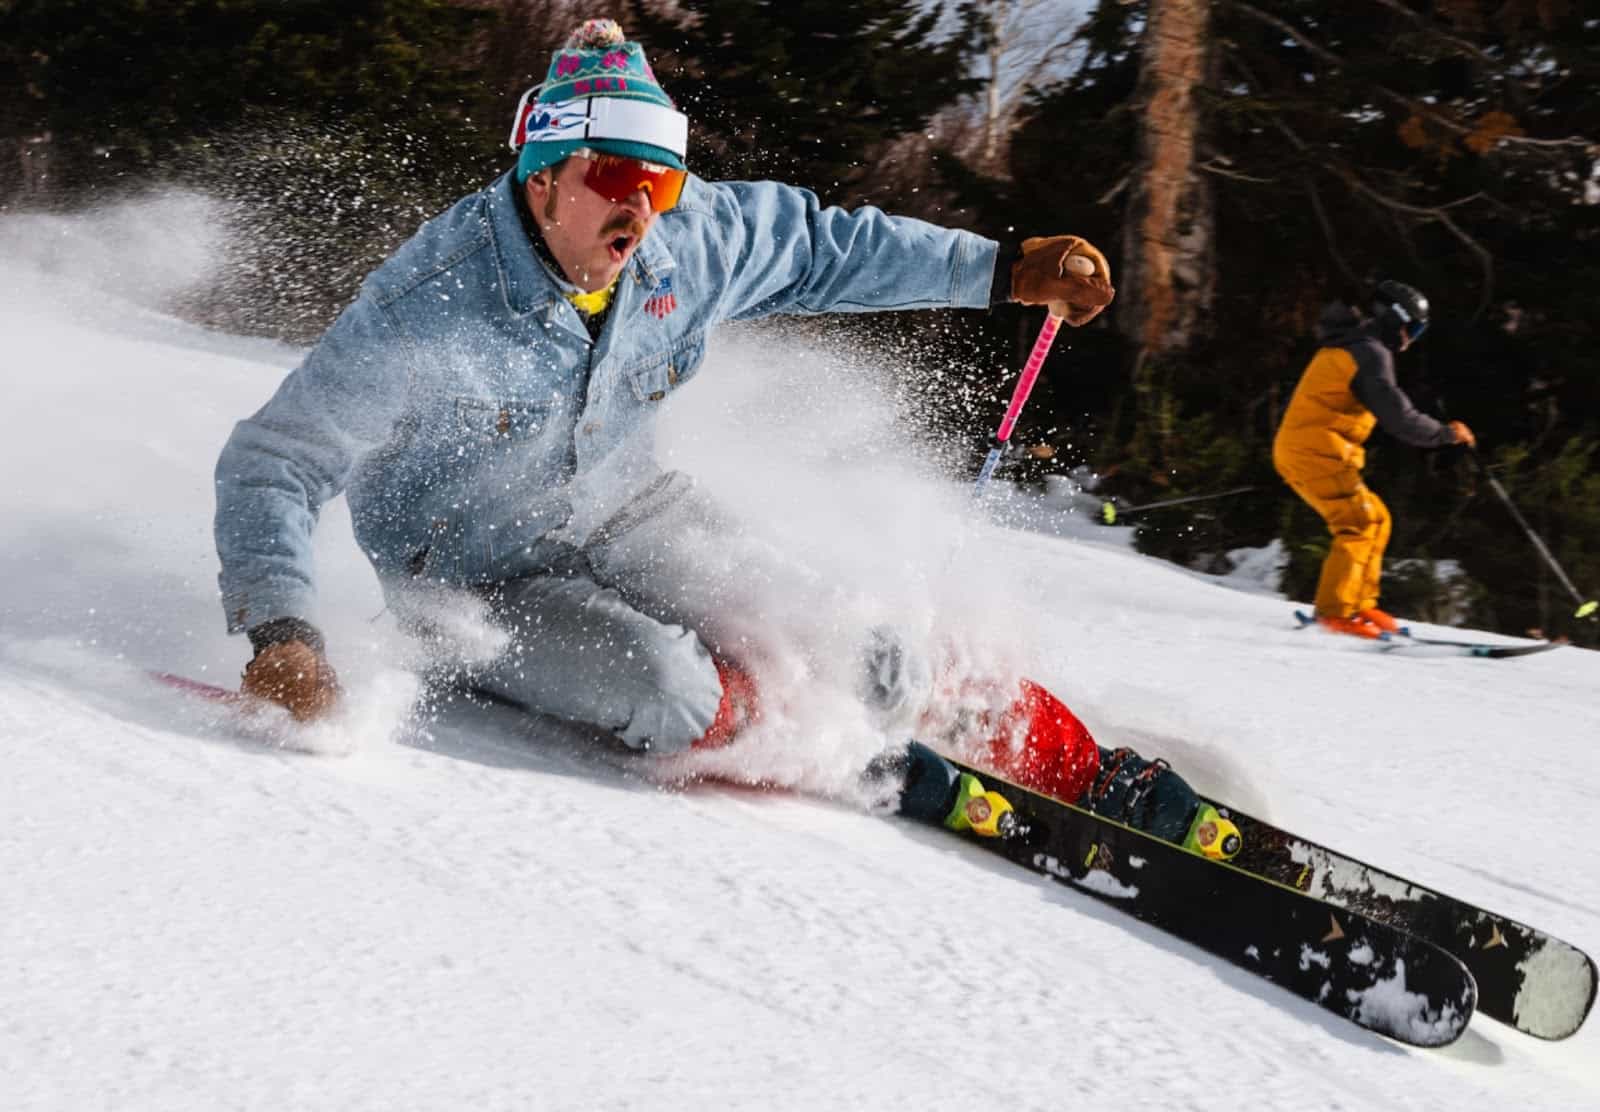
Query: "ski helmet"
1371 280 1430 346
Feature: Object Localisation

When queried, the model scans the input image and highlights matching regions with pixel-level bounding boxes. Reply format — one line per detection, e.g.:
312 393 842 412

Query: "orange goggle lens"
583 154 686 213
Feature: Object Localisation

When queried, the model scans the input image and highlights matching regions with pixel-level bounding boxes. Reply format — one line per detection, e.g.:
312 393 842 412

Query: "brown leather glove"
241 640 341 722
1448 420 1476 448
1010 235 1116 326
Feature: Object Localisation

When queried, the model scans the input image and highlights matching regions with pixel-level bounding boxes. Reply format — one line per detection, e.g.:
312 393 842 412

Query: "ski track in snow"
2 198 1599 1110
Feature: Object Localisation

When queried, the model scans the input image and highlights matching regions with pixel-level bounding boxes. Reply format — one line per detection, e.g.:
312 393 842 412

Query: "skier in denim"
217 19 1115 752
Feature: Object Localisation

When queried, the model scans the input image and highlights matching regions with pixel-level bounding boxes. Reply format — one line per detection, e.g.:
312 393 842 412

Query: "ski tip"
150 670 242 702
1511 945 1598 1040
1345 954 1478 1048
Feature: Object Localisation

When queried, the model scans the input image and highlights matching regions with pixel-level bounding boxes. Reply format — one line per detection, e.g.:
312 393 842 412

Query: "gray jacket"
1316 303 1454 449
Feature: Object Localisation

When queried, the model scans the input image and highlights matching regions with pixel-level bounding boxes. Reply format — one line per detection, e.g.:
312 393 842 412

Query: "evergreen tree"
625 0 980 207
0 0 494 199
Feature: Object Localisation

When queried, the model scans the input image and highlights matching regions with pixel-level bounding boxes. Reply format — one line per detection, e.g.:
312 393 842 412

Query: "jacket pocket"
456 397 550 440
404 514 464 582
625 338 705 403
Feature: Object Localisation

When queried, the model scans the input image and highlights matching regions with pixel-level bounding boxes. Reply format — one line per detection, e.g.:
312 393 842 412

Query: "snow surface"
3 196 1598 1110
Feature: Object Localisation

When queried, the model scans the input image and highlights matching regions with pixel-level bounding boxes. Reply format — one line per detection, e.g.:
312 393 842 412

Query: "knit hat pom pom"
567 18 626 49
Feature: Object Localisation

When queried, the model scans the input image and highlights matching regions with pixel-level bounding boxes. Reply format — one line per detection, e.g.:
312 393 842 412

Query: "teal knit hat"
509 19 687 182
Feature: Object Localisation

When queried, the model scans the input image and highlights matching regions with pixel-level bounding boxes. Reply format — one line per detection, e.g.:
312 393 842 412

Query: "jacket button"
648 391 666 401
667 364 678 386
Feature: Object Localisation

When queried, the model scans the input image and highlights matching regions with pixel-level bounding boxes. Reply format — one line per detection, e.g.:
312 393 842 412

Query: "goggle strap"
509 94 688 161
507 83 550 150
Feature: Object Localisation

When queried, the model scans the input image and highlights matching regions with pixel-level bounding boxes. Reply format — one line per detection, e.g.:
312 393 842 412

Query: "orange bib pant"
1275 461 1392 618
1274 344 1391 620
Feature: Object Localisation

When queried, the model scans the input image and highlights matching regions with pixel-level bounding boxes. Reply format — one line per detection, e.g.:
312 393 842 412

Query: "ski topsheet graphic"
155 667 1596 1044
1220 804 1595 1039
939 755 1477 1047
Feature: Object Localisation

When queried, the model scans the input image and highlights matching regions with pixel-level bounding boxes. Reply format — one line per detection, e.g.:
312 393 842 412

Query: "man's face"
525 154 658 293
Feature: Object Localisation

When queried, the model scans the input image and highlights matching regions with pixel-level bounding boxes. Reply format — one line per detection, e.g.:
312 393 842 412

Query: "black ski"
1292 610 1559 658
1217 803 1595 1039
939 754 1477 1047
1384 634 1562 659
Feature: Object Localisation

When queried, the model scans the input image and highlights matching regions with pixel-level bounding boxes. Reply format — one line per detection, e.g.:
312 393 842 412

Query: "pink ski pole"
973 313 1062 494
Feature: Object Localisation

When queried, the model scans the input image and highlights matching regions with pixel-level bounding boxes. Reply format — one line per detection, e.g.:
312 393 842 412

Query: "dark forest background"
3 0 1597 644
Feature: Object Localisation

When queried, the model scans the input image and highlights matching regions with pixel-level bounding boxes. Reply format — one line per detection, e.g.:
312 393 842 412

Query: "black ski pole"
1468 450 1598 620
1100 486 1259 526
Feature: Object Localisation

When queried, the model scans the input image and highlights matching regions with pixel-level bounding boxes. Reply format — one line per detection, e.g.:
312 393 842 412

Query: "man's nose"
621 185 653 216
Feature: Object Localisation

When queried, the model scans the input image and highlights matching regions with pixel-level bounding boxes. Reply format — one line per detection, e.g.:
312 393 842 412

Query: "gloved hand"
1448 420 1476 448
241 639 341 722
1010 235 1116 326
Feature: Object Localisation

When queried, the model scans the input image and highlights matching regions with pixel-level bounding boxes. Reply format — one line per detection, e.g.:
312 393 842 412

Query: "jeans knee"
616 629 725 754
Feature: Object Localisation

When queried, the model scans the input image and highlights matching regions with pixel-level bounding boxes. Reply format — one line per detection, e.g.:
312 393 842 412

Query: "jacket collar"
631 221 675 290
490 173 557 318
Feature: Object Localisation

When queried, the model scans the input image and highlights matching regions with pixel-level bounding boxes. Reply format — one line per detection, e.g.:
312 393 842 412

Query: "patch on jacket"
644 275 677 320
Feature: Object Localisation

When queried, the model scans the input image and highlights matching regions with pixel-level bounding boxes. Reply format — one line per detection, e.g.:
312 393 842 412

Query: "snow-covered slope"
2 198 1597 1111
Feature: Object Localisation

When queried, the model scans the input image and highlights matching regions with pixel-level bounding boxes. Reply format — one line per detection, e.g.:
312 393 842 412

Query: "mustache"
603 216 649 240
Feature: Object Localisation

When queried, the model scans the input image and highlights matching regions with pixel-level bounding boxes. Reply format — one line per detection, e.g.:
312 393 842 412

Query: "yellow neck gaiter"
566 282 616 317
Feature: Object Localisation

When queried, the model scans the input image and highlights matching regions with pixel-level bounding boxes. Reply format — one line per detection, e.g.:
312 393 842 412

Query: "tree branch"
1325 165 1495 317
1097 172 1130 205
1367 0 1498 68
1221 0 1594 154
1198 156 1275 184
1223 0 1341 67
1224 53 1496 317
1302 174 1359 286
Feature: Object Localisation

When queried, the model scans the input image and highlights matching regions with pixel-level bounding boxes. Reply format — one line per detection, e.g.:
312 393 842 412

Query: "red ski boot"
693 659 762 750
933 678 1102 803
1357 607 1405 635
1317 613 1386 640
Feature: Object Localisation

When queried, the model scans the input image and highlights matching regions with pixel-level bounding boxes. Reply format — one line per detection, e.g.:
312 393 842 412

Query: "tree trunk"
1118 0 1217 462
984 38 1003 168
19 132 53 202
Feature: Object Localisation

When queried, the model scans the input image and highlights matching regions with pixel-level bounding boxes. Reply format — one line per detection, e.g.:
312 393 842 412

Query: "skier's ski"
1292 610 1559 658
1385 634 1562 659
939 754 1477 1047
151 671 245 704
1215 803 1595 1040
152 668 1511 1045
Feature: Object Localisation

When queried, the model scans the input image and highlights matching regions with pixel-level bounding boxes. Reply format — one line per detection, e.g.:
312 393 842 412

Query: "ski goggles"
1388 302 1428 342
574 148 687 213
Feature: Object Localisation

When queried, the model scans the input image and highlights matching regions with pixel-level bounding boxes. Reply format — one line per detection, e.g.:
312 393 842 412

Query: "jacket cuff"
247 617 326 657
954 235 1002 310
989 241 1021 306
222 579 318 636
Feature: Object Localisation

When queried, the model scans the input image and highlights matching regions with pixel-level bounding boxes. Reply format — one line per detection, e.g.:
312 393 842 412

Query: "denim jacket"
214 172 999 633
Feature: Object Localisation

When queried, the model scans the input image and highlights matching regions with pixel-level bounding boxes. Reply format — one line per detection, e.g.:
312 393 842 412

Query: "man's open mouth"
607 232 636 261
